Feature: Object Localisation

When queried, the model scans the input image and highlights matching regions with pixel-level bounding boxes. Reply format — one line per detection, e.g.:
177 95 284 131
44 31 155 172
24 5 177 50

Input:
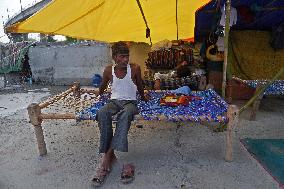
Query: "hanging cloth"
219 6 237 27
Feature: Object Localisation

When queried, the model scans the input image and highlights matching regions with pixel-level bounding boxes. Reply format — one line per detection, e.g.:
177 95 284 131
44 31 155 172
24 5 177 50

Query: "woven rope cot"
27 82 239 162
230 75 284 121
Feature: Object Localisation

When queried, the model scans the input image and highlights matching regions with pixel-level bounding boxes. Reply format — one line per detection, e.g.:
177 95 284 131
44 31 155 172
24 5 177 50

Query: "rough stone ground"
0 84 283 189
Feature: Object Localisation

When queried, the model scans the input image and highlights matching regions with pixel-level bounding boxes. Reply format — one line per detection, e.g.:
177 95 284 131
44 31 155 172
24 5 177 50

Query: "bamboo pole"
79 88 169 97
40 113 76 120
39 85 78 109
225 81 233 104
27 103 47 156
231 76 244 83
222 0 231 98
240 66 284 113
249 85 264 121
132 114 226 124
80 88 160 94
80 88 99 94
225 104 239 162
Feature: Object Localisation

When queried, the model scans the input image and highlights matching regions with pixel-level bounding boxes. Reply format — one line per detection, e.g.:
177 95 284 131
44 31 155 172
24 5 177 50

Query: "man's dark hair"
111 41 129 56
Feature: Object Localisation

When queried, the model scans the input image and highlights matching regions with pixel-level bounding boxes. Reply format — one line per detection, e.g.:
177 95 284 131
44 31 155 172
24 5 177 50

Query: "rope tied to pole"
136 0 152 45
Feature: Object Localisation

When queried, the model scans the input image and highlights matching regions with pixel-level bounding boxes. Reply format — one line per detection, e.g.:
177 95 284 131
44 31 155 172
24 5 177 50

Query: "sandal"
91 168 110 187
120 163 135 184
91 156 117 187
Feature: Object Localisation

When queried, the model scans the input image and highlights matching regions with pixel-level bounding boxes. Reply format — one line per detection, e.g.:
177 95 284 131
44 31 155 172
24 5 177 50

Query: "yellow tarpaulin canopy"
6 0 209 44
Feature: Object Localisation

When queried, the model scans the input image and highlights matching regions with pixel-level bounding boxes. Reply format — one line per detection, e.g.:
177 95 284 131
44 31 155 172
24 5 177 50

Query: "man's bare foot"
99 150 117 171
91 150 117 186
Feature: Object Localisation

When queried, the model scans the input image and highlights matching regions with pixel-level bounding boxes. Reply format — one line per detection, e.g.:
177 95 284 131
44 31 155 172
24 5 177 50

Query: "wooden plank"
40 113 76 120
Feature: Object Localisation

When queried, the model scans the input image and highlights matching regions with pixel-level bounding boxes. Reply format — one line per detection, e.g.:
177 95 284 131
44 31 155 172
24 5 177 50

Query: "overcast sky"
0 0 58 43
0 0 39 43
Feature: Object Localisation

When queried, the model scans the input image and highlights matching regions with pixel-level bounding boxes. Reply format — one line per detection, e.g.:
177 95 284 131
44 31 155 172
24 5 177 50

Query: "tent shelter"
5 0 209 44
195 0 284 43
195 0 284 80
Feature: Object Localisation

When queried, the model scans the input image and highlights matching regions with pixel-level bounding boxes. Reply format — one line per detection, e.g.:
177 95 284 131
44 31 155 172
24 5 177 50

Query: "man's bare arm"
99 66 111 95
134 65 148 101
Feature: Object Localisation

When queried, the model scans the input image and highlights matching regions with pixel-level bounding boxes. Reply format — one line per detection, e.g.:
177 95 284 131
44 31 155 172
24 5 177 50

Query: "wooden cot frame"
27 82 239 162
226 67 284 120
228 77 282 121
226 77 264 121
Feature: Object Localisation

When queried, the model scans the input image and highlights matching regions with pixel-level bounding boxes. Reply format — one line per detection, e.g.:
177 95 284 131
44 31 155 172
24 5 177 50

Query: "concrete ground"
0 85 283 189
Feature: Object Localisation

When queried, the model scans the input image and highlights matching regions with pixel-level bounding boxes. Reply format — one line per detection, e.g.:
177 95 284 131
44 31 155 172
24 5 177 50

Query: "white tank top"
110 64 137 100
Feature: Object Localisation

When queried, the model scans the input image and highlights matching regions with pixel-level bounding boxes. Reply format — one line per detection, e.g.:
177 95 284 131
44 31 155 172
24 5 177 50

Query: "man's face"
113 53 129 67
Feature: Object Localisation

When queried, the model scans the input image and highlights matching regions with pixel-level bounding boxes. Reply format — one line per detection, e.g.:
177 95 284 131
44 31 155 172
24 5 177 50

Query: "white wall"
28 42 151 85
28 42 112 85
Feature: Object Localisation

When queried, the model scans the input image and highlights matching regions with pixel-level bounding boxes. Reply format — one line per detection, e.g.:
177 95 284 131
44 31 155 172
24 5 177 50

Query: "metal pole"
19 0 23 12
6 8 10 19
1 15 4 26
222 0 231 98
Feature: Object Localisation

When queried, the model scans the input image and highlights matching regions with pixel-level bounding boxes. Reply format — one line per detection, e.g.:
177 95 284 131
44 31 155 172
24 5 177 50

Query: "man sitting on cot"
92 41 149 186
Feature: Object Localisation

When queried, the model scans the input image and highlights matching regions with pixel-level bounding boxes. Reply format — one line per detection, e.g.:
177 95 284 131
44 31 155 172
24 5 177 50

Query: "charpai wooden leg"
33 125 47 156
27 103 47 156
225 105 239 162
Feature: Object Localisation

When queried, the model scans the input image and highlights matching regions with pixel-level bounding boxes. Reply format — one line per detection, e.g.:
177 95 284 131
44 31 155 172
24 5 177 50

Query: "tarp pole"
222 0 231 98
176 0 179 40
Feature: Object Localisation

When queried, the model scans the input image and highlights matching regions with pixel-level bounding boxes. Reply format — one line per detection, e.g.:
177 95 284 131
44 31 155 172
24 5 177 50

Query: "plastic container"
28 77 33 85
92 74 102 87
